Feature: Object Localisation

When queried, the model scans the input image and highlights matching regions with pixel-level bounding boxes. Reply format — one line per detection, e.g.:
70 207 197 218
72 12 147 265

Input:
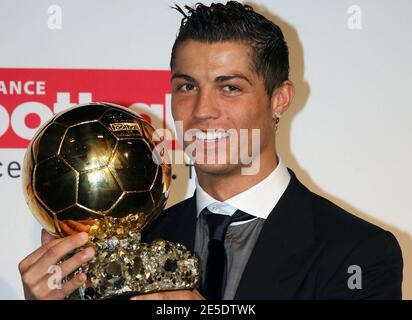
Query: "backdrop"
0 0 411 299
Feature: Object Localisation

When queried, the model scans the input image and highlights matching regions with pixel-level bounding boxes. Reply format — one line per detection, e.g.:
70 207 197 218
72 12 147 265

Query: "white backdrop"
0 0 411 299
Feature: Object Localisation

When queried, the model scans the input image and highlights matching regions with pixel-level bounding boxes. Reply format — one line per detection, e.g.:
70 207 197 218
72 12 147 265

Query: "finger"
25 246 94 300
41 229 57 246
53 273 87 300
57 246 95 278
66 220 91 233
19 237 65 274
130 292 166 300
59 221 77 236
31 273 87 300
78 219 96 226
130 290 201 300
20 232 87 273
21 233 89 285
192 289 205 299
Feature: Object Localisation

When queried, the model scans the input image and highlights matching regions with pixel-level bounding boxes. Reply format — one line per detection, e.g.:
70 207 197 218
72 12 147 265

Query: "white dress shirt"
195 156 291 222
194 156 291 299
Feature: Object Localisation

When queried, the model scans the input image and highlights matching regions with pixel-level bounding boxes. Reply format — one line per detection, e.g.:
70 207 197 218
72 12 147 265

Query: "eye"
178 83 197 92
222 85 241 95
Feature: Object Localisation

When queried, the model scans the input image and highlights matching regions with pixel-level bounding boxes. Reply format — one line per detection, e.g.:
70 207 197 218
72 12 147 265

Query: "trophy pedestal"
71 233 200 300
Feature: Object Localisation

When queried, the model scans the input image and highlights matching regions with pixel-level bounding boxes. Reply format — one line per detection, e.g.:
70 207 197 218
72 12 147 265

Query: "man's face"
171 40 277 177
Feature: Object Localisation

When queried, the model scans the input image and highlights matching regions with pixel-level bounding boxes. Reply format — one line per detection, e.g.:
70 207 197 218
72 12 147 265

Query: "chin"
194 162 240 177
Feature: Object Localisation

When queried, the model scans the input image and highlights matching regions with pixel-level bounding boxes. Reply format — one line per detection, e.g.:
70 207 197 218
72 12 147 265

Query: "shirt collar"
195 156 291 219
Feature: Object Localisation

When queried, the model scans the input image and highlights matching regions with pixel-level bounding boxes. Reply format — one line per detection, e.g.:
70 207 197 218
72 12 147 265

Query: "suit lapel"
143 192 198 252
145 171 317 299
168 195 197 251
234 170 316 299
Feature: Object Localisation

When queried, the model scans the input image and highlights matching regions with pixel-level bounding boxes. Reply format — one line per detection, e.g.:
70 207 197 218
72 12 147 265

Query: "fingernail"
77 273 87 282
78 232 88 242
83 246 95 258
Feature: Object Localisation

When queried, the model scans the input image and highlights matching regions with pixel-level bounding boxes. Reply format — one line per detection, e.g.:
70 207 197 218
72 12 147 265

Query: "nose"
192 87 221 121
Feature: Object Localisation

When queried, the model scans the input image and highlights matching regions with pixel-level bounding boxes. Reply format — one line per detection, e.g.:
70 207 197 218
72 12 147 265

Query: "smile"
194 130 231 142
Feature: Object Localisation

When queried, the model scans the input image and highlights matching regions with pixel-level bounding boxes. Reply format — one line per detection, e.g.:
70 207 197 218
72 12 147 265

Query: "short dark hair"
170 1 290 97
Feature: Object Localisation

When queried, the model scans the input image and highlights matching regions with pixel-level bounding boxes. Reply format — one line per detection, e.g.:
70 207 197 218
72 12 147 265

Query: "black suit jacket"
143 169 403 299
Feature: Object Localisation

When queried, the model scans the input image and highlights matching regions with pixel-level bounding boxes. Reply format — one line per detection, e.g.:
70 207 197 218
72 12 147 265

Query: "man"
19 1 403 300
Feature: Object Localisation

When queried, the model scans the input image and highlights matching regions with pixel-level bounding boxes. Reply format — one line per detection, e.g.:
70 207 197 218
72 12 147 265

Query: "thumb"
41 228 56 245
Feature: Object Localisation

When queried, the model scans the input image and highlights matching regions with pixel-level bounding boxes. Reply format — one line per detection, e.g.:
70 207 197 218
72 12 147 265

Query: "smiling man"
139 1 403 300
19 1 403 300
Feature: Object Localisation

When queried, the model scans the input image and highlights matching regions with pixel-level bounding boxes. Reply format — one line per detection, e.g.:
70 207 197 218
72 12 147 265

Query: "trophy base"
71 233 200 300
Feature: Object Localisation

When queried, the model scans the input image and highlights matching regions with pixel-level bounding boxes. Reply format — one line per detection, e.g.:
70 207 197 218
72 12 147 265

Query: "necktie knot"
204 213 231 241
203 208 255 241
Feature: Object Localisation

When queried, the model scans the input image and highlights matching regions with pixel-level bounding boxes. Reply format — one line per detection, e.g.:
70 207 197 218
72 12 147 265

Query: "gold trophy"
22 102 200 299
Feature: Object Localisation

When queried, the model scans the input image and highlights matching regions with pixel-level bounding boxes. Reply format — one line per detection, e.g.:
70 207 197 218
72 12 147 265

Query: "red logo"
0 68 177 149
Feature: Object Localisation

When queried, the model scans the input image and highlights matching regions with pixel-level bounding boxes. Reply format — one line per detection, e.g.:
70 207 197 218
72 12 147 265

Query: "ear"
270 80 295 117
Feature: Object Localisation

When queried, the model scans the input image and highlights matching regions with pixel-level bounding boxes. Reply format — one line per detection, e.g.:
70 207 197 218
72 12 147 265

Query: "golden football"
22 102 171 240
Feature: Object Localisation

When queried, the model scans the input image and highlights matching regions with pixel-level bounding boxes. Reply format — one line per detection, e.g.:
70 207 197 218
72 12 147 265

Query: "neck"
195 153 278 202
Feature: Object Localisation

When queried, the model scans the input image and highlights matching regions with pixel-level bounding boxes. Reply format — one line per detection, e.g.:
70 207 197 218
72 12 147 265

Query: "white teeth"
195 131 230 141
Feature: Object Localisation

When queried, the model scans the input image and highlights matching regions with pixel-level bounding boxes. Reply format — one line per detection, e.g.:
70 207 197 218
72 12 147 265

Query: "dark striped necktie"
202 208 255 300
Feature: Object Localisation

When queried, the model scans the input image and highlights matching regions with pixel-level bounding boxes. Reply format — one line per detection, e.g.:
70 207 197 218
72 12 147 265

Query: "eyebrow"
171 73 252 85
171 73 196 82
215 74 252 85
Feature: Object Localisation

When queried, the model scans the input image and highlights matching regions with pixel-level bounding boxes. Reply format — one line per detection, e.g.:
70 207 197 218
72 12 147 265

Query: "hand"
18 229 95 300
130 289 205 300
